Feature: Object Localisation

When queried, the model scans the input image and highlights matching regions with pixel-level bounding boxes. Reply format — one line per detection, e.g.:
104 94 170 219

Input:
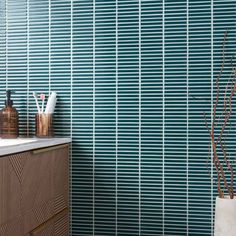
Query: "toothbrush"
40 93 46 113
33 92 41 113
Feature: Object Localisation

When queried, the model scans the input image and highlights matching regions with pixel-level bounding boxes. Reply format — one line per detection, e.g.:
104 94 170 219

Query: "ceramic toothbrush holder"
35 113 54 138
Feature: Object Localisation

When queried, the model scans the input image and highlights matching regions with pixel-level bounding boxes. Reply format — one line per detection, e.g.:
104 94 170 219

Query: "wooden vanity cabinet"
0 144 69 236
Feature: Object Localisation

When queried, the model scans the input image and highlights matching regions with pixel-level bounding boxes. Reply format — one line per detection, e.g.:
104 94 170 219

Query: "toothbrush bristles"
40 93 45 100
40 93 46 113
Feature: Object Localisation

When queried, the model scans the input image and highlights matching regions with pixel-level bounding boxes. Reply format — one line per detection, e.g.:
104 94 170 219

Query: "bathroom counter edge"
0 137 72 157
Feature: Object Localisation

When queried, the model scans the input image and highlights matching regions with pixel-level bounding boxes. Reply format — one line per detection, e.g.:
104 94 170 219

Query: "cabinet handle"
32 144 69 155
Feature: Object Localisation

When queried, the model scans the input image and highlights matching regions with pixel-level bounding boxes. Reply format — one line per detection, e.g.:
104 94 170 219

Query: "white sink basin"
0 139 37 147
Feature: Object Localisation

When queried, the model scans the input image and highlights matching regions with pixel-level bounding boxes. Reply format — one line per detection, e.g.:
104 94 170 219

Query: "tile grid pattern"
210 0 214 233
138 1 142 236
92 1 96 235
1 0 236 235
162 1 165 234
186 0 189 234
26 0 29 136
115 1 118 235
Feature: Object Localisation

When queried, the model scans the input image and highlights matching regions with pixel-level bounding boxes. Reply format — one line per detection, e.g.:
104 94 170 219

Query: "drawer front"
23 144 69 234
0 151 30 235
0 216 24 236
22 147 55 234
30 209 69 236
52 145 69 215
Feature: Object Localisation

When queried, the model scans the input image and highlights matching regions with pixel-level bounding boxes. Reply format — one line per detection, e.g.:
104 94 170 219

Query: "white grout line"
162 1 165 235
70 0 73 235
138 1 142 235
115 0 118 235
5 0 8 90
26 0 29 136
186 0 189 235
210 0 214 235
48 0 51 93
93 0 96 235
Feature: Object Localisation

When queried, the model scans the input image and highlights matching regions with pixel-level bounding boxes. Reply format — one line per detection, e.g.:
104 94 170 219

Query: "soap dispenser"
0 90 19 138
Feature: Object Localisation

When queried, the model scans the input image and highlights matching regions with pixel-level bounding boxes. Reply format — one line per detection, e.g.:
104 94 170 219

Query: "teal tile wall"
0 0 236 235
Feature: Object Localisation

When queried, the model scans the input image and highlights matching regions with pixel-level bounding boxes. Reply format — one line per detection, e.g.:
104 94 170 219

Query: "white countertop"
0 137 71 156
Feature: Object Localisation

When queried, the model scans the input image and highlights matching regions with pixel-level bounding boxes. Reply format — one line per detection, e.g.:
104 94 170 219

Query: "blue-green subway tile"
1 0 234 235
